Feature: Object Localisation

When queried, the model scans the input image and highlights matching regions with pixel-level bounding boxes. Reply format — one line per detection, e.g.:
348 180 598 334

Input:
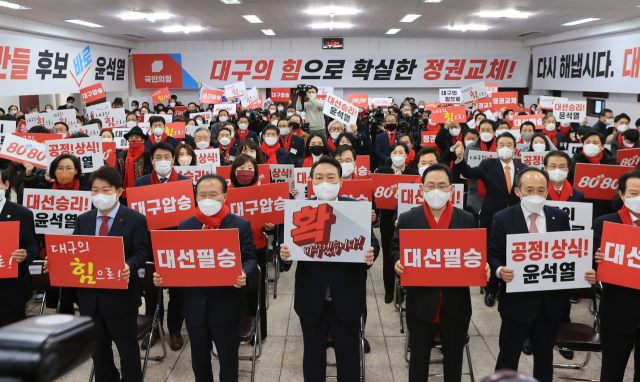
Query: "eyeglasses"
423 184 451 192
56 167 75 173
336 159 354 164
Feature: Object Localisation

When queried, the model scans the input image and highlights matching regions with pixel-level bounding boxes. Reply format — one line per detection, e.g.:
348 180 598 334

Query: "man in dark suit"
592 108 613 137
0 169 39 327
375 113 400 167
153 174 257 382
58 96 76 110
260 125 293 165
391 164 490 381
279 157 380 382
488 167 597 382
544 151 586 202
593 170 640 382
454 131 527 306
279 119 305 164
145 115 179 150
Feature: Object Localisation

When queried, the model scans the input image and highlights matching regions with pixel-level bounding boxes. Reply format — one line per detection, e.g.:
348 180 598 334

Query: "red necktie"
529 214 539 233
99 216 110 236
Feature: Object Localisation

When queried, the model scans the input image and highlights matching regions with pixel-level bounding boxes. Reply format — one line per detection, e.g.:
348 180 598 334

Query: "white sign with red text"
467 150 498 167
461 81 488 102
553 101 586 123
93 108 126 129
213 103 237 116
224 81 247 98
294 168 312 200
322 94 358 126
0 134 47 168
240 87 260 108
370 98 393 107
539 96 568 109
397 183 463 216
69 123 100 137
45 137 103 173
195 148 221 168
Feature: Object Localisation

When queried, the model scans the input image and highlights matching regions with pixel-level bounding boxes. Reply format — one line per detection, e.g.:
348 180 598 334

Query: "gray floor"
30 228 636 381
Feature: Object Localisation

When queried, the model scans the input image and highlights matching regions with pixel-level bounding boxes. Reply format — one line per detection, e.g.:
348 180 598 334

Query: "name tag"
290 148 297 155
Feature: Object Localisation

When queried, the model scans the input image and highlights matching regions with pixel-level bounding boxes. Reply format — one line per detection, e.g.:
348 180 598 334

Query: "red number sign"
127 180 196 230
597 221 640 290
349 94 369 108
371 173 420 210
0 222 20 279
617 148 640 167
226 182 289 227
573 164 635 200
150 87 171 105
270 88 291 103
307 179 373 202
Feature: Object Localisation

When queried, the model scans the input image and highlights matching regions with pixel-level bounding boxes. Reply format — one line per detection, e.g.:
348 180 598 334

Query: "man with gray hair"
194 127 212 150
541 114 566 148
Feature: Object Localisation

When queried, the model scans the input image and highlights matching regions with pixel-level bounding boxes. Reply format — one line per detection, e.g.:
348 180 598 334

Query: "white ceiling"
1 0 639 43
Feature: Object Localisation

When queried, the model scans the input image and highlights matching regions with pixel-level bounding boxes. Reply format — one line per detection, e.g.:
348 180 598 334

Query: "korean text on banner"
190 111 213 123
400 229 486 287
545 201 593 231
224 81 247 98
294 168 311 200
269 164 294 192
151 87 171 105
173 106 188 119
112 128 131 149
597 222 640 290
0 120 16 146
553 101 586 123
485 82 499 96
371 174 420 210
489 92 518 113
0 134 47 168
93 108 126 129
460 81 488 102
195 148 221 168
430 107 466 123
573 163 635 200
307 180 373 202
165 122 185 139
322 94 358 126
349 94 369 108
514 114 544 130
70 123 100 137
316 86 333 100
539 96 568 109
226 182 289 227
467 150 498 167
439 89 462 104
270 88 291 103
521 151 548 169
150 229 242 287
102 142 116 167
506 230 593 293
213 103 237 116
397 183 463 216
200 89 224 104
174 166 212 185
240 87 260 108
617 148 640 167
0 222 20 279
370 98 393 107
356 156 370 179
284 200 372 263
128 180 195 230
23 189 91 234
80 83 106 104
46 137 103 173
15 133 64 144
86 102 111 120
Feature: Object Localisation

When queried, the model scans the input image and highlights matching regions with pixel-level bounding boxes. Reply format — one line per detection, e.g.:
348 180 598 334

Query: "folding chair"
552 286 601 382
404 328 475 381
326 314 366 380
262 232 273 311
29 260 61 315
396 275 406 333
267 228 280 302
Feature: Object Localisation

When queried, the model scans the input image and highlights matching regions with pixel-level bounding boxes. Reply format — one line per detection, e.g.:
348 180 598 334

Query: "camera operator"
398 103 421 135
295 85 325 138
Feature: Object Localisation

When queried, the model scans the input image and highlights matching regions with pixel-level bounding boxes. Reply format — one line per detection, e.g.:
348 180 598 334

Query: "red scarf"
237 129 249 141
221 139 235 159
150 132 168 144
123 142 145 197
548 180 573 201
303 156 314 168
586 152 603 164
559 124 571 139
543 128 557 146
405 149 415 167
618 205 638 226
280 134 293 152
450 132 463 146
52 177 80 190
387 130 397 146
617 133 629 150
195 203 230 230
327 137 337 152
150 168 178 184
477 138 496 199
294 128 302 137
261 141 281 164
426 124 439 132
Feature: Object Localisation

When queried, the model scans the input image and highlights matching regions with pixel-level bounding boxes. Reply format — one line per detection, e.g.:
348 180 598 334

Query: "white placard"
112 128 131 149
70 123 100 137
322 94 359 126
51 109 77 130
46 137 103 173
25 112 54 130
195 148 221 168
506 230 593 293
174 165 213 185
545 200 593 231
439 88 462 104
213 103 237 116
467 150 498 167
370 98 393 107
186 125 199 137
461 81 488 102
317 86 334 98
93 108 126 129
269 164 295 192
513 143 530 161
85 101 111 119
553 101 586 123
240 87 260 108
144 113 173 123
567 143 582 155
466 118 476 130
190 111 213 123
224 81 247 98
539 96 568 109
520 151 549 169
0 120 16 145
397 183 464 216
0 134 47 168
22 189 92 234
294 168 311 200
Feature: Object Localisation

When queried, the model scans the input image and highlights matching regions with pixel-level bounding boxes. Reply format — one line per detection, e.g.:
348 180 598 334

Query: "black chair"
29 259 61 315
404 328 475 381
396 275 406 333
326 314 366 380
266 229 280 304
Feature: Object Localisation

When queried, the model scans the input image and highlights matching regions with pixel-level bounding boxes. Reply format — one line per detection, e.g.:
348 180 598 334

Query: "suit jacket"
262 147 293 165
179 134 196 150
213 143 238 165
144 136 180 151
488 204 570 323
455 158 527 230
390 205 476 324
375 130 399 168
73 205 151 318
0 201 39 312
179 214 257 327
235 131 260 146
133 172 191 187
279 134 306 164
592 120 608 137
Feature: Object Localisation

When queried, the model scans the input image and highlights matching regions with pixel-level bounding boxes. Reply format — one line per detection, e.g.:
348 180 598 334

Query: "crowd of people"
0 85 639 382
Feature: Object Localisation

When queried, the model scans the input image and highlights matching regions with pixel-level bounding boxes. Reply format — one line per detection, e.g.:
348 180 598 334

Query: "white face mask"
264 137 278 147
196 141 209 149
309 93 317 99
102 137 113 143
154 160 173 176
624 195 640 214
480 132 494 142
560 122 571 128
153 127 164 136
238 123 248 131
169 102 176 107
0 187 4 202
287 112 294 117
277 107 284 111
506 115 513 121
341 162 355 177
9 110 16 115
532 143 546 152
497 147 513 160
391 156 406 167
313 181 340 200
424 189 449 210
92 193 117 211
605 118 614 126
429 119 437 126
449 128 461 137
67 102 74 107
418 105 424 109
330 132 341 140
548 169 568 183
531 108 536 112
219 137 231 146
198 198 223 216
623 141 636 148
196 120 203 126
418 165 429 178
126 120 137 128
582 143 601 158
46 109 52 112
545 123 556 132
521 195 546 215
269 109 276 114
617 124 629 132
465 139 477 146
280 128 290 136
219 116 228 123
247 153 256 159
271 120 278 126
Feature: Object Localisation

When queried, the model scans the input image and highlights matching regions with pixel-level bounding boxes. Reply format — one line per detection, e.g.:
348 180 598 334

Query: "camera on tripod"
247 109 268 124
296 84 309 98
374 107 385 125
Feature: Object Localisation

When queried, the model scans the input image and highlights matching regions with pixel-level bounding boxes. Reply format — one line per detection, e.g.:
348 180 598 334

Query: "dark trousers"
480 221 499 295
380 210 396 295
45 287 76 314
600 317 640 382
92 305 141 382
186 303 240 382
0 304 27 328
495 304 560 382
406 308 469 382
144 287 184 333
246 246 267 340
300 301 361 382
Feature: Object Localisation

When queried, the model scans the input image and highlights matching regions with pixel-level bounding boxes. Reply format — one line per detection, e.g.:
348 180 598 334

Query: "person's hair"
262 125 279 136
520 121 535 131
131 100 139 107
218 109 229 116
619 170 640 194
69 132 89 139
635 118 640 128
576 126 592 140
305 132 331 157
237 139 265 164
421 163 453 184
417 147 441 163
474 112 486 121
173 144 196 165
598 108 613 117
581 129 605 145
308 85 318 93
148 116 166 126
528 133 551 152
5 162 26 191
218 127 232 137
398 133 414 144
0 169 6 184
29 125 50 134
478 119 495 131
49 153 82 181
465 128 480 138
390 141 410 155
336 132 356 147
542 114 556 125
615 113 630 123
188 102 197 108
333 145 356 160
496 131 516 147
194 126 211 138
623 128 640 144
385 113 397 123
496 120 510 130
54 121 69 132
310 156 342 178
237 114 249 123
150 141 176 158
543 150 571 167
140 106 150 114
230 154 259 186
195 174 227 193
88 165 123 189
514 167 549 189
66 96 75 102
28 105 38 112
100 129 114 138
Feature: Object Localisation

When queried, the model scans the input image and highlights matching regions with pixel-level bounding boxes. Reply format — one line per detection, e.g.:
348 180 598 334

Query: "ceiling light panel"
562 18 601 26
65 19 103 28
386 29 401 34
0 1 30 9
305 6 359 15
261 29 275 35
243 15 262 23
400 14 421 22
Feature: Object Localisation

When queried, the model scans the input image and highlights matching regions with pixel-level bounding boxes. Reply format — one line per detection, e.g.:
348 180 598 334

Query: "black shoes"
484 293 496 307
522 338 533 355
384 294 394 304
363 338 370 353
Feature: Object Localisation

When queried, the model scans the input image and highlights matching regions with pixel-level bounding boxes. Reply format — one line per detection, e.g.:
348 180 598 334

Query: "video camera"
373 107 385 125
247 108 269 125
296 84 309 98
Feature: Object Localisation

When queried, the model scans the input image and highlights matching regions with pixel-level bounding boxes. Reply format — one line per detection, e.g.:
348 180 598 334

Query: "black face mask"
386 124 397 131
310 145 324 156
291 122 300 130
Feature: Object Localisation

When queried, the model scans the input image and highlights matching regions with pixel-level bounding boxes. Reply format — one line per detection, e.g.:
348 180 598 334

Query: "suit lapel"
0 201 14 221
87 209 98 235
492 159 510 194
511 205 529 233
108 206 127 237
415 207 431 229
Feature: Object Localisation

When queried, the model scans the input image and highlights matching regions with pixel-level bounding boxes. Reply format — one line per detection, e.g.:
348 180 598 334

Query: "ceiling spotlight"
261 29 275 35
400 14 421 22
386 29 401 34
243 15 263 23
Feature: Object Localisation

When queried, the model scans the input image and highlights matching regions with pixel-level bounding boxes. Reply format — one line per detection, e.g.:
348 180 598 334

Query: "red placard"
173 106 188 119
307 179 373 202
617 148 640 167
215 164 271 187
200 89 224 104
400 229 487 287
349 94 369 108
371 173 420 210
137 115 144 123
79 83 106 104
17 120 27 133
226 182 289 227
165 122 185 139
573 163 635 200
513 114 544 130
597 221 640 290
476 98 493 111
356 156 370 179
423 102 439 111
421 131 438 147
150 87 171 105
430 107 466 123
485 82 499 95
270 88 291 103
0 222 20 279
45 234 127 289
102 142 116 168
150 229 242 287
489 91 518 113
127 180 196 230
13 133 65 144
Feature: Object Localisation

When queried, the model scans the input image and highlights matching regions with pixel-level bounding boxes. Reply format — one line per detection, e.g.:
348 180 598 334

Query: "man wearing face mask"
235 114 260 145
278 118 305 164
375 114 400 167
592 108 614 136
517 121 536 146
544 151 585 202
261 125 293 165
53 122 70 138
435 121 464 168
112 97 124 109
194 127 213 151
279 157 379 381
214 127 237 166
608 128 640 160
289 114 310 143
393 164 491 382
488 168 597 382
57 96 75 110
605 113 635 156
501 108 515 129
209 109 230 138
145 116 179 151
296 85 326 138
541 115 565 148
115 126 152 201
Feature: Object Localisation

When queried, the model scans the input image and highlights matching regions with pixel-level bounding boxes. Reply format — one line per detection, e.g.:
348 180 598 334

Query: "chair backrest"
29 260 56 291
246 265 261 294
138 262 159 292
566 285 599 329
